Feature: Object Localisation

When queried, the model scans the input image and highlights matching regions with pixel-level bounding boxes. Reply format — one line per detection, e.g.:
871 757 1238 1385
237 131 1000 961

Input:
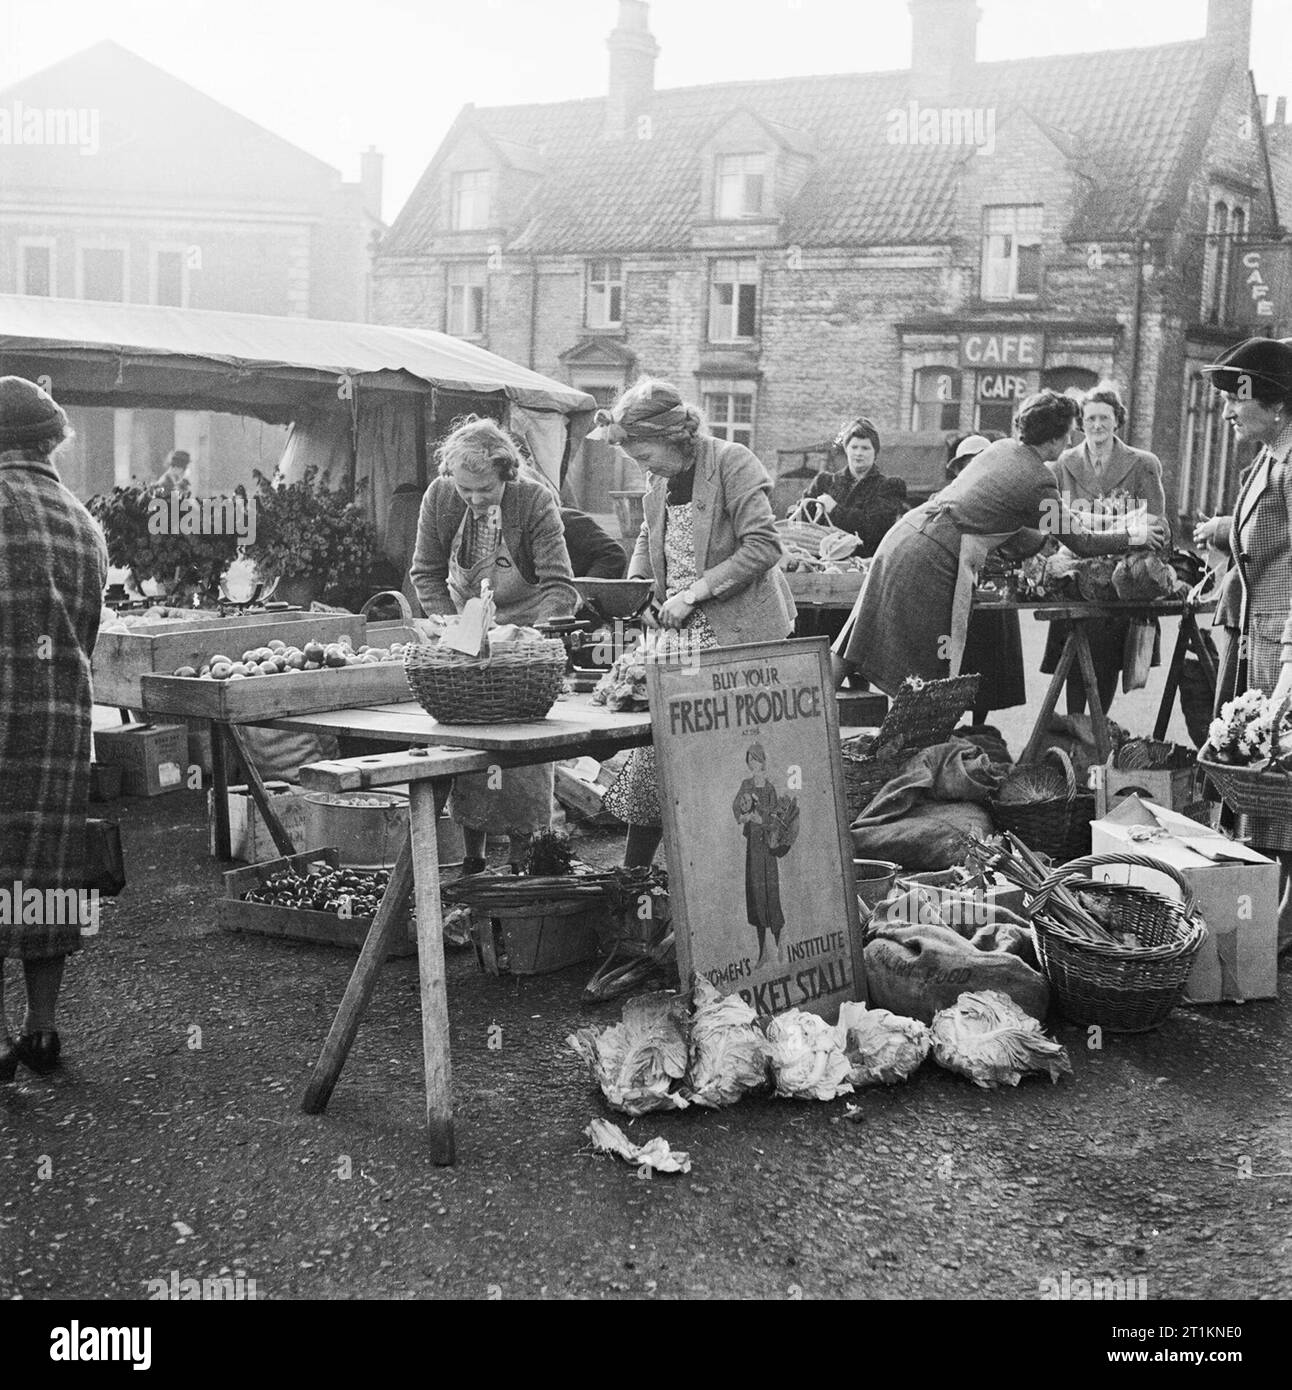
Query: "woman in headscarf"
833 391 1168 693
409 417 578 874
1 377 109 1080
1041 382 1169 715
597 379 796 867
801 416 907 557
1194 336 1292 954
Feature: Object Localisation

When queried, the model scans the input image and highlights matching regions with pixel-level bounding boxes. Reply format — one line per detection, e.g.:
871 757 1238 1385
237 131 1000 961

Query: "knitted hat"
0 376 69 449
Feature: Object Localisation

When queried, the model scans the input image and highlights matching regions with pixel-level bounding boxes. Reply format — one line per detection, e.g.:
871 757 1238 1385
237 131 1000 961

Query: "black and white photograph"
2 0 1290 1343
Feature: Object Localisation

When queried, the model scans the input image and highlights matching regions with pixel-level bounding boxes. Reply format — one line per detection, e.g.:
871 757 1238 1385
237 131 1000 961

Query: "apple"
267 639 286 653
324 646 348 668
285 650 306 670
210 661 234 680
173 665 198 678
303 641 326 664
258 660 279 676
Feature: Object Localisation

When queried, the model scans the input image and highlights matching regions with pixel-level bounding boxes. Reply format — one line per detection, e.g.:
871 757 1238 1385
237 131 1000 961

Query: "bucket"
852 858 900 910
303 792 409 869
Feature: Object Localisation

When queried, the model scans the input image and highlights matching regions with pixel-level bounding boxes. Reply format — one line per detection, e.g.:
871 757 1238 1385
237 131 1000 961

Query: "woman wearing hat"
945 433 1026 722
732 742 785 967
1042 382 1169 716
597 379 796 867
410 417 579 874
1 377 109 1080
1194 336 1292 953
801 417 908 557
834 391 1168 695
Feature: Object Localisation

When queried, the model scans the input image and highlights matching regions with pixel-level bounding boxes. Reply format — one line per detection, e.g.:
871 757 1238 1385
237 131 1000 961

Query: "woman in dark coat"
1 377 109 1080
945 433 1027 720
833 392 1168 694
802 417 907 557
1040 383 1169 715
732 743 785 967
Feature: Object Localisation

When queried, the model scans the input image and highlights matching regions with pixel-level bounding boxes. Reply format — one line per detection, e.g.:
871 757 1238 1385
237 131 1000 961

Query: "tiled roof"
384 39 1220 256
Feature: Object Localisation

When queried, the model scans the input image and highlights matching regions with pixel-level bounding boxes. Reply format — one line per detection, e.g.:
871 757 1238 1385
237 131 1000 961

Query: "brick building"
373 0 1289 523
0 41 382 498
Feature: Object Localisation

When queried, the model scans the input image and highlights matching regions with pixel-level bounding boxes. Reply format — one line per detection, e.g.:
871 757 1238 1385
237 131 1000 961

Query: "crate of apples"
170 635 408 680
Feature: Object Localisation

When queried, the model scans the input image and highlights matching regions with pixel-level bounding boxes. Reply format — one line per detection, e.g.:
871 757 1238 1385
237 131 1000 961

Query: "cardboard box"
208 782 310 864
93 722 188 797
1092 757 1199 820
1090 795 1278 1004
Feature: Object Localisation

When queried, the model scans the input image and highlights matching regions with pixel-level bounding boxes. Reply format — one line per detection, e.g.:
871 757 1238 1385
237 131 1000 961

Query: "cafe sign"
959 331 1045 368
1227 243 1291 327
976 371 1034 402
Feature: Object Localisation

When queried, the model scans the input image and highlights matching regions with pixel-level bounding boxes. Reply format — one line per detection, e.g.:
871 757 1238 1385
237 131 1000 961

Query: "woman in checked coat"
1 377 109 1080
1194 337 1292 954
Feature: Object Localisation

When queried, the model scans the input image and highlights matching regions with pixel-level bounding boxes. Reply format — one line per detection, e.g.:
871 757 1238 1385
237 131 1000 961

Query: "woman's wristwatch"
681 588 697 606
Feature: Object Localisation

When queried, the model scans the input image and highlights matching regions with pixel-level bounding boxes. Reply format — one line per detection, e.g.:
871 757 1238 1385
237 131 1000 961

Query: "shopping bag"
1122 617 1155 692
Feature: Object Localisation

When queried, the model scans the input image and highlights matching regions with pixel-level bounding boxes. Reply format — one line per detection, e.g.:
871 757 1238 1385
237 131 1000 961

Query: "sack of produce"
928 989 1072 1089
765 1009 854 1101
567 991 689 1116
835 1001 929 1086
682 977 769 1108
850 801 995 870
864 921 1051 1024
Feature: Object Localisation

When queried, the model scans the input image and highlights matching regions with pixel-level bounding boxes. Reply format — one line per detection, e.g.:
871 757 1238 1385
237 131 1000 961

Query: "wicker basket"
1027 852 1208 1032
403 637 568 724
991 747 1095 862
841 673 980 817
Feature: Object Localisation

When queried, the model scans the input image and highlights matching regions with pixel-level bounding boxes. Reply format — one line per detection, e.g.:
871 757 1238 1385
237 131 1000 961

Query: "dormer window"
715 153 766 219
450 170 491 230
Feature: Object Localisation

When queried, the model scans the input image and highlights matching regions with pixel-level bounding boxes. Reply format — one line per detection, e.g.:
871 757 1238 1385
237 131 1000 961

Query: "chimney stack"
360 146 383 222
1276 96 1288 126
1205 0 1252 70
908 0 980 86
604 0 659 141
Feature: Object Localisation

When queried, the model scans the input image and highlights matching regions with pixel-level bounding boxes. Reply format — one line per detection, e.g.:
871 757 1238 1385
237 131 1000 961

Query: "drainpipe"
1127 234 1148 444
528 253 539 370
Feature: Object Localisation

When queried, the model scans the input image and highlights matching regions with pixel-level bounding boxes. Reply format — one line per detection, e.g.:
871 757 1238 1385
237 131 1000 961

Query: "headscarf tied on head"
594 381 702 446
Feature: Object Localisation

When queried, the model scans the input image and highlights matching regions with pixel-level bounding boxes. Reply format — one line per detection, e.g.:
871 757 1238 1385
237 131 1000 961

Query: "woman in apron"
409 419 579 874
832 391 1169 695
596 380 797 867
1194 337 1292 954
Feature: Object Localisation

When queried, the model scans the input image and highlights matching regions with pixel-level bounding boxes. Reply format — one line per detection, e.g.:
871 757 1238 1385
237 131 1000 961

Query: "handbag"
85 819 126 896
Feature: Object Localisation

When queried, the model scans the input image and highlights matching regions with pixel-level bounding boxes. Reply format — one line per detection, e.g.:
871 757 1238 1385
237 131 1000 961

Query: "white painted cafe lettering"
959 332 1044 367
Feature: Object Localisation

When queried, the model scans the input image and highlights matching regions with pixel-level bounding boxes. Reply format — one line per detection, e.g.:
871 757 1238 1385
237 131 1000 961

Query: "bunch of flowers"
1206 689 1292 766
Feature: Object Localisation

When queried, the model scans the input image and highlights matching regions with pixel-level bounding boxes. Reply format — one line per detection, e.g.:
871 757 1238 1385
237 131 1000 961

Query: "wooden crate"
141 660 413 723
217 846 416 956
785 571 866 607
93 611 365 708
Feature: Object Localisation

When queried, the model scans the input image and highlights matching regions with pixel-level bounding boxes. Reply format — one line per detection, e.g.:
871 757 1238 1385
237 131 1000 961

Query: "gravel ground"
4 624 1286 1305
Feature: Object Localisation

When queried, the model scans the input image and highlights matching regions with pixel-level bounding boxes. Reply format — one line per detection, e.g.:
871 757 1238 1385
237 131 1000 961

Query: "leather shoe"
0 1036 16 1083
14 1030 61 1076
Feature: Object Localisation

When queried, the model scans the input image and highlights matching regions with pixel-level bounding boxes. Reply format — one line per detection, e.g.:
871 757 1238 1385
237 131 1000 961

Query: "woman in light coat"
598 380 796 867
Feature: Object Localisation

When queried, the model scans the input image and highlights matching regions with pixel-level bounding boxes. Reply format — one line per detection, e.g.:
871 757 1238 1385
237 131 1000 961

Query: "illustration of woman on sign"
732 742 800 965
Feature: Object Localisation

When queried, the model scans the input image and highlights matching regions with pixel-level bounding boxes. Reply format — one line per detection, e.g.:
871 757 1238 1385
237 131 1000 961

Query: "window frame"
980 205 1043 302
701 384 757 449
75 241 130 302
149 243 190 308
585 258 624 330
445 261 487 338
911 365 963 432
450 169 492 232
714 152 768 220
17 237 57 297
708 257 760 343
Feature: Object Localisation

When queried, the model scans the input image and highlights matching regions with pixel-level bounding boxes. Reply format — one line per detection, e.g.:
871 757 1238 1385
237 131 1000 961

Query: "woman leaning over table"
409 417 579 875
1041 382 1169 717
1193 336 1292 955
1 377 109 1081
598 380 797 868
832 390 1169 695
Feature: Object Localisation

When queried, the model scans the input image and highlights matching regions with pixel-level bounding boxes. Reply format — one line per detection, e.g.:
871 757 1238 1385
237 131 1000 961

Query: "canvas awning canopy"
0 294 597 558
